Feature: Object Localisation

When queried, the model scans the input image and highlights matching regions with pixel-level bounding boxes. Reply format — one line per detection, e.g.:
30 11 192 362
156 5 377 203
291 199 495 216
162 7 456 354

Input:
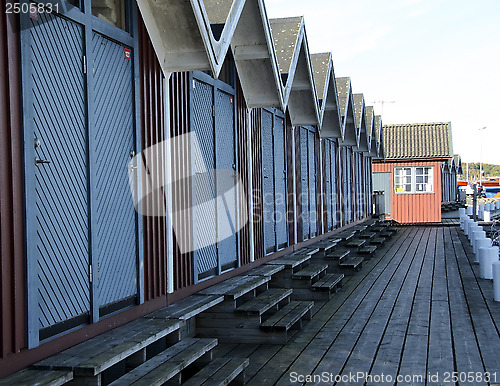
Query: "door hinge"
83 55 87 74
89 264 92 283
212 104 215 117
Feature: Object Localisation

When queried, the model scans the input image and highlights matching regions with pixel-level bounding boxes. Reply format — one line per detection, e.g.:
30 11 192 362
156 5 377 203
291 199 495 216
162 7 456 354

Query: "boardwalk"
212 226 500 385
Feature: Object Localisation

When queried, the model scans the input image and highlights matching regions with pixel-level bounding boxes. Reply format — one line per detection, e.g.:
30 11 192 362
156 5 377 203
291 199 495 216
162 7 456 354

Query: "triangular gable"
136 0 245 76
270 17 320 126
311 52 342 139
364 106 374 155
441 161 450 173
454 154 463 174
228 0 284 108
353 94 368 152
373 115 384 160
336 77 357 147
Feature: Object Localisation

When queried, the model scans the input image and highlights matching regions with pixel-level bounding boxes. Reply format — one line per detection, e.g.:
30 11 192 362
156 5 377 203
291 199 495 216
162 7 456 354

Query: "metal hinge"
89 264 92 283
83 55 87 74
212 104 215 117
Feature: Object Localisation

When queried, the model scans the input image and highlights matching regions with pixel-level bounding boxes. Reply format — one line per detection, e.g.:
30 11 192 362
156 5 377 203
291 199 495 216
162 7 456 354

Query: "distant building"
373 122 459 223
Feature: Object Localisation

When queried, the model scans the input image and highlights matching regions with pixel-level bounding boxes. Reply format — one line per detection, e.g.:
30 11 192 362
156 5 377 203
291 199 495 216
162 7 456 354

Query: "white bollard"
493 262 500 302
460 214 467 230
475 237 492 260
484 211 491 222
478 205 485 221
459 208 466 216
467 206 473 216
472 230 486 249
486 203 491 212
466 221 476 237
479 246 499 280
468 224 480 240
496 201 500 210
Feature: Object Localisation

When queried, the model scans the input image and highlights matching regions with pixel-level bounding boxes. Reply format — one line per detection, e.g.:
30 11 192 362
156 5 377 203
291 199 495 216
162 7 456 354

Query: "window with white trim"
395 166 433 194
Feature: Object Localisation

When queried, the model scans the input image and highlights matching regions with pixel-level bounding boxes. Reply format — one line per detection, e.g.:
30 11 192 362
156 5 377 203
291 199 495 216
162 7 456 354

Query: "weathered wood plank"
183 357 249 386
266 254 310 269
293 264 328 280
0 369 73 386
145 295 224 320
235 288 292 315
246 264 285 277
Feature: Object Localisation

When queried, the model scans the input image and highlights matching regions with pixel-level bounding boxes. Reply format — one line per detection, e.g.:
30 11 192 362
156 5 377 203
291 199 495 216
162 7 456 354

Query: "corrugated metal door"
331 141 338 228
93 34 137 310
215 89 237 269
273 114 287 249
261 110 275 253
347 148 353 222
341 147 348 224
325 141 332 231
373 172 391 215
190 73 238 281
308 130 317 236
300 127 309 239
31 12 90 332
191 78 218 279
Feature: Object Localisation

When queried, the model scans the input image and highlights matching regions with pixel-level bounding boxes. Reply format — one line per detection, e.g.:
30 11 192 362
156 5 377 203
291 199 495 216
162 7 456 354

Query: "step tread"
199 275 270 299
359 245 377 255
327 248 350 260
359 231 377 239
340 256 364 269
247 264 285 277
0 369 73 386
183 357 249 386
370 237 386 245
33 318 182 376
311 273 344 290
109 338 217 386
261 301 314 330
146 295 223 320
314 238 341 251
235 288 292 315
293 263 328 279
266 254 310 268
346 238 367 248
289 246 320 256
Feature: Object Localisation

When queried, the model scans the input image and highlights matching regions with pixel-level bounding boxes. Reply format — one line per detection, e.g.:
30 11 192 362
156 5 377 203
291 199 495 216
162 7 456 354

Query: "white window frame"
394 166 434 194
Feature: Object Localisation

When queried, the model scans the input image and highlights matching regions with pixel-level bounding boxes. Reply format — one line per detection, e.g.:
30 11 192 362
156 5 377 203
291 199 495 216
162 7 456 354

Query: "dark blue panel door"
300 127 309 239
331 141 338 228
308 130 317 236
30 12 90 331
273 115 287 248
215 89 237 270
191 79 218 279
261 110 275 254
93 34 137 309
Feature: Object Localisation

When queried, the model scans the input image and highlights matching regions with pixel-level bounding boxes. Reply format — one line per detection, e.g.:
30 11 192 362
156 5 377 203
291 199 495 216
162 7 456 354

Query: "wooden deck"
211 226 500 385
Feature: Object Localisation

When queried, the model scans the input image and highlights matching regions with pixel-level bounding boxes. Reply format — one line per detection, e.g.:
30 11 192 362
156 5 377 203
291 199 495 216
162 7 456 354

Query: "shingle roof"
382 122 453 160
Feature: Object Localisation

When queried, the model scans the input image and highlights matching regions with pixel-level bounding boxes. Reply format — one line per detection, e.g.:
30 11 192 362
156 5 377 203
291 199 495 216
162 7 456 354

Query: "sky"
265 0 500 165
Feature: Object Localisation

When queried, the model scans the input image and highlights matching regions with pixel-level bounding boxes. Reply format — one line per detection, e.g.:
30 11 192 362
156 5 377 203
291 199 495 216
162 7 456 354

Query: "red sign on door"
124 48 131 60
230 97 233 104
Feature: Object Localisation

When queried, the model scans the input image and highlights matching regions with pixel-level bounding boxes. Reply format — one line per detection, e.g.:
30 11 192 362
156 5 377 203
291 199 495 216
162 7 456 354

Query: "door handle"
35 158 50 166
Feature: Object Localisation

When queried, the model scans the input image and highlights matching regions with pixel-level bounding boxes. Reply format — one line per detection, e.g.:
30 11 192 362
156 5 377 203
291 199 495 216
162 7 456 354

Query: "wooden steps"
370 237 387 245
183 357 249 386
311 238 341 257
0 369 73 386
359 245 378 257
311 273 344 299
235 288 292 316
266 254 310 271
326 248 350 261
346 238 367 249
33 318 182 383
293 263 328 280
109 338 217 385
261 300 314 341
247 264 285 277
359 231 377 240
289 246 320 256
145 295 223 321
340 256 364 272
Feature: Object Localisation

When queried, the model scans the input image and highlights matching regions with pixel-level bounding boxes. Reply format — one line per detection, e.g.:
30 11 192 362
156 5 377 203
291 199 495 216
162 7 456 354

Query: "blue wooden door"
308 130 318 236
92 33 138 311
325 141 333 231
30 12 90 336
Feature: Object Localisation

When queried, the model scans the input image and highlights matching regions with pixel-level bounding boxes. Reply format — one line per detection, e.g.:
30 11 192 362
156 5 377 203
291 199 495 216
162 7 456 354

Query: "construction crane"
371 100 395 121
